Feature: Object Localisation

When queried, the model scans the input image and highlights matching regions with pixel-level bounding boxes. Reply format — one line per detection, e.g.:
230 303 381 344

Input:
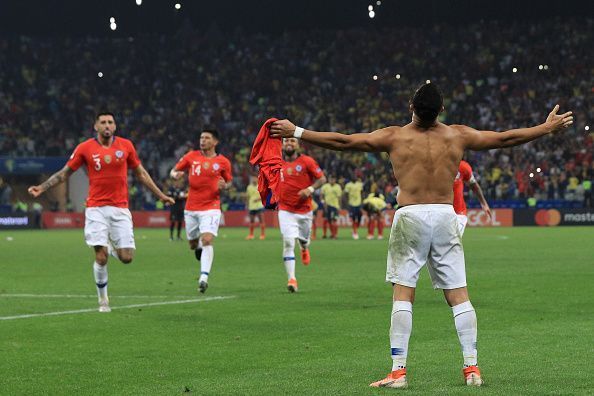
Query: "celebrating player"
28 112 174 313
245 175 266 240
270 83 573 387
320 175 342 239
168 178 187 241
344 177 363 239
170 129 232 294
454 160 491 235
277 137 326 292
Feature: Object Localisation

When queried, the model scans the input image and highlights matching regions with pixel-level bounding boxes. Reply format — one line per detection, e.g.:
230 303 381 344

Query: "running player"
344 177 364 239
278 137 326 292
320 175 342 239
245 175 266 240
271 83 572 387
170 129 232 294
168 178 187 241
454 160 491 235
28 112 174 312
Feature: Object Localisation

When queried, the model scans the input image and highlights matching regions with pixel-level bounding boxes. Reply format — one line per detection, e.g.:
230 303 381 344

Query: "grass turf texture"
0 227 593 395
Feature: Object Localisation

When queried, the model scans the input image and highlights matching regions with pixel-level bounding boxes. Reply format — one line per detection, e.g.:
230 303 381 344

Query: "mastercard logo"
534 209 561 226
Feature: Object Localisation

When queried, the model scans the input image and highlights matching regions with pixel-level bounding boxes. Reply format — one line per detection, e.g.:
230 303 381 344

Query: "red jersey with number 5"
453 160 474 215
278 154 324 214
66 137 141 208
175 151 232 211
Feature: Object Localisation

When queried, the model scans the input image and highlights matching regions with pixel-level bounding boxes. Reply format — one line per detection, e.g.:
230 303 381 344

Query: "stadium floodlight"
368 5 373 11
373 75 378 80
175 3 181 9
98 72 103 78
110 22 117 31
537 167 542 173
395 74 401 79
136 0 142 5
369 10 375 18
109 17 115 23
512 67 518 73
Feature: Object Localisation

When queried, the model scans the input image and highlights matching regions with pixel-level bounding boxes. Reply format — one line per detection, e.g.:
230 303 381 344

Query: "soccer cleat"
259 234 266 240
245 234 254 240
369 368 407 389
463 366 483 386
301 249 311 266
287 278 298 293
377 235 384 240
198 280 208 294
98 298 111 313
366 235 374 240
352 233 359 240
194 247 202 261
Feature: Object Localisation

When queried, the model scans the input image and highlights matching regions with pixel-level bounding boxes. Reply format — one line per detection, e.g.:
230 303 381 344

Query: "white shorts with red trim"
84 206 135 249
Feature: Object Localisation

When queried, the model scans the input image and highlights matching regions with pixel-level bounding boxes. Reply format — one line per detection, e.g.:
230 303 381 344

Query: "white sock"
199 245 214 282
93 262 108 301
390 300 413 371
283 237 296 280
452 301 478 367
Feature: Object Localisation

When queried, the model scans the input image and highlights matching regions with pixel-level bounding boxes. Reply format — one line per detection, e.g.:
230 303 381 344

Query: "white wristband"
307 186 315 193
294 126 304 139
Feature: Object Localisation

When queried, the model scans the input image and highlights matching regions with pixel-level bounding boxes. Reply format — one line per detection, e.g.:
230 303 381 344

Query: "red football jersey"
453 160 474 215
175 151 232 211
66 137 141 208
278 155 324 214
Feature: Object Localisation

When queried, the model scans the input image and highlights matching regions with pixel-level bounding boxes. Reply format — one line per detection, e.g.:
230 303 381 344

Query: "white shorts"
84 206 135 249
278 210 313 241
185 209 222 240
457 214 468 236
386 204 466 290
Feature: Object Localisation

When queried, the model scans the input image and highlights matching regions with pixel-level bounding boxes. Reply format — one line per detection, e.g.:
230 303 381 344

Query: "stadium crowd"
0 17 592 209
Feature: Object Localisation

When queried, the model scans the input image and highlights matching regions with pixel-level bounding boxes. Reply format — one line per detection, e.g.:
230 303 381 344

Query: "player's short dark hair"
95 111 116 121
411 83 443 123
202 129 219 140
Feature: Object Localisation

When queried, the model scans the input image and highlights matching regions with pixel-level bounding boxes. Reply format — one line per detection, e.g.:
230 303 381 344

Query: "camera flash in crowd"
586 125 590 131
395 74 401 79
529 172 534 178
368 5 373 11
369 10 375 18
175 3 181 10
136 0 142 5
372 75 378 80
537 167 542 173
512 67 518 73
97 72 103 78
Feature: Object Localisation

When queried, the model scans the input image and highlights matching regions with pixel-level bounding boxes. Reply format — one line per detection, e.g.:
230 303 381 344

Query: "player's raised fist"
270 119 297 138
545 104 573 133
28 185 44 198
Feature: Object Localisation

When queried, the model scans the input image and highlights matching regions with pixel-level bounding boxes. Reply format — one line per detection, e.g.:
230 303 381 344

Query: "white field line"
0 294 196 299
0 296 235 321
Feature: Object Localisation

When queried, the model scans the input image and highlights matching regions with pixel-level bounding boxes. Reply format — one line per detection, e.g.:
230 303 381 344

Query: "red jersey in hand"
278 155 324 214
453 160 475 215
66 137 141 208
175 151 232 211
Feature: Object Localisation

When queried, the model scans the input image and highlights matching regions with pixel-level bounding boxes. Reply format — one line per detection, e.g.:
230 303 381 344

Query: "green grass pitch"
1 226 593 395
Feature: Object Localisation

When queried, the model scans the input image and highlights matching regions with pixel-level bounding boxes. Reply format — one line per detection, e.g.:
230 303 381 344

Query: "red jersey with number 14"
453 160 474 215
278 154 324 214
175 151 232 211
66 137 141 208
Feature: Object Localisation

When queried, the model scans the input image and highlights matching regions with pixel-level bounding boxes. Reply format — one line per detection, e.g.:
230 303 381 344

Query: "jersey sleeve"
175 153 190 171
126 141 141 169
306 157 324 180
460 161 473 183
66 143 86 171
221 158 233 182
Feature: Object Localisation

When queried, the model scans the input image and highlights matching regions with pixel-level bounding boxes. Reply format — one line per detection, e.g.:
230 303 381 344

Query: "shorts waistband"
397 204 454 213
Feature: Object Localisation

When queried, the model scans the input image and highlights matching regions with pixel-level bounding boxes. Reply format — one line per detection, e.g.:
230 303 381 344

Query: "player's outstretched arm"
28 165 74 197
459 105 573 151
270 119 392 152
134 165 175 205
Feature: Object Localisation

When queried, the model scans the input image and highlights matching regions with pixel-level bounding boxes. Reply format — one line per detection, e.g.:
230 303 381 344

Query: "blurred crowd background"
1 17 592 211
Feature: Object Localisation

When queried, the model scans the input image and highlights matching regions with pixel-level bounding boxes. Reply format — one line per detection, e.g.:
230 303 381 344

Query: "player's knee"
201 234 214 246
118 249 134 264
283 237 295 251
94 248 108 265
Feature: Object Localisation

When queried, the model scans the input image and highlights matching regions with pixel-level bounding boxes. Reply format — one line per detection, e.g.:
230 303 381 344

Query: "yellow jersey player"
320 175 342 239
246 175 266 240
344 177 364 239
363 192 387 240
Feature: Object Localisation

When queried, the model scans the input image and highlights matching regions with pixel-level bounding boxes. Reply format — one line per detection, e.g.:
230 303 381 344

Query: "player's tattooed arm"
28 166 73 197
134 164 175 205
270 119 393 152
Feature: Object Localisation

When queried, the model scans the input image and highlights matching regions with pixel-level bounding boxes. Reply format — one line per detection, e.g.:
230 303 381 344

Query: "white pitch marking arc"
0 293 198 299
0 296 235 321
